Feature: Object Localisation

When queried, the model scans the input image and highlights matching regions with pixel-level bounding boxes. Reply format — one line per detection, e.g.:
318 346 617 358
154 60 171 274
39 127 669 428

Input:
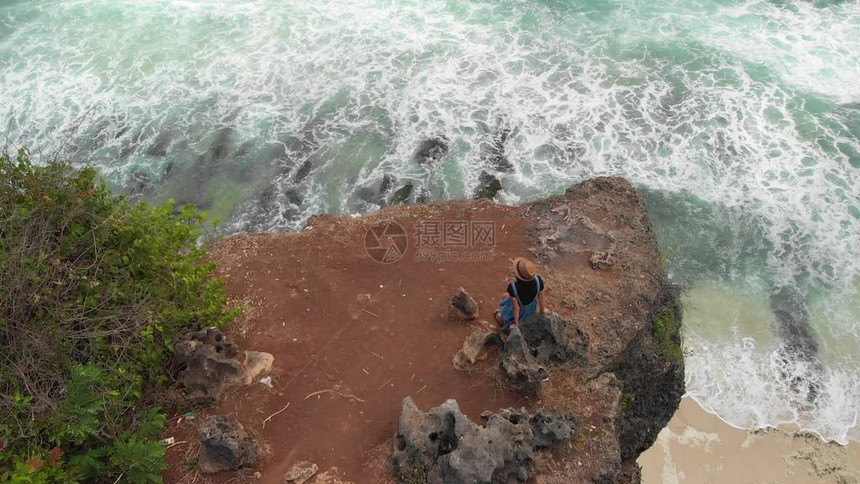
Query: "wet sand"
638 398 860 484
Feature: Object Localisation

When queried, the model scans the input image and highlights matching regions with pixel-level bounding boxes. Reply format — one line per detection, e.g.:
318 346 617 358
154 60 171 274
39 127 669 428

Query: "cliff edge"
163 177 683 483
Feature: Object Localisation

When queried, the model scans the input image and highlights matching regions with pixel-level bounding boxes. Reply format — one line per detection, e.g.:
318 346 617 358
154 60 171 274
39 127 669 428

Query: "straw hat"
513 257 536 281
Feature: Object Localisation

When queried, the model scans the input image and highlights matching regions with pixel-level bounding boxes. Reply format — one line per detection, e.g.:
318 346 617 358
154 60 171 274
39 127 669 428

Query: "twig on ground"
361 309 378 318
416 385 428 394
304 389 366 403
371 352 384 360
262 402 291 428
377 378 393 390
167 441 188 450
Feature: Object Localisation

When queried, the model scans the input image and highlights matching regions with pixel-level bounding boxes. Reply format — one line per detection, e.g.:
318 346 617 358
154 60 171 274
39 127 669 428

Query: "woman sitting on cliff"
493 257 548 333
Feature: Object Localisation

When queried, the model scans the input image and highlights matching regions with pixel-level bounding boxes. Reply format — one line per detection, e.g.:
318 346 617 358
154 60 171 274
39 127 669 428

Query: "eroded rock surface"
452 328 503 371
414 137 449 164
198 415 260 474
499 326 548 396
174 327 274 405
449 287 479 320
519 312 588 366
498 313 588 395
393 397 576 484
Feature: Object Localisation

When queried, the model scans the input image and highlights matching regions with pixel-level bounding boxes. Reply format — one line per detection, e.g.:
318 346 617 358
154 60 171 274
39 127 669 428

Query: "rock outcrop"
499 326 548 396
519 312 588 366
498 313 588 395
198 415 260 474
185 176 685 484
173 327 274 405
393 397 576 484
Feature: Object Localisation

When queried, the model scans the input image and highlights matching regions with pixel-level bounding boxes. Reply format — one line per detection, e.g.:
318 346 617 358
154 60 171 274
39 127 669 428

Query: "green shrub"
0 149 239 482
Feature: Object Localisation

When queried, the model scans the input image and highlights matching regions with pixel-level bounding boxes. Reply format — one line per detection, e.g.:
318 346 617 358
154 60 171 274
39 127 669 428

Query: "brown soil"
163 177 676 483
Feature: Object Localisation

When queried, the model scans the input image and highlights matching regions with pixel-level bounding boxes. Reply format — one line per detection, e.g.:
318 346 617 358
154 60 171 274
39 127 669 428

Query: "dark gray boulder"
519 313 589 366
499 326 548 396
390 183 414 205
294 160 313 183
474 171 503 199
529 409 578 448
393 398 577 484
198 415 260 474
414 137 449 164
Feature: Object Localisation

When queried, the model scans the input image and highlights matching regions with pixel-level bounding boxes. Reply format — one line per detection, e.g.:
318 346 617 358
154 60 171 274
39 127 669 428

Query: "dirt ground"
163 178 668 483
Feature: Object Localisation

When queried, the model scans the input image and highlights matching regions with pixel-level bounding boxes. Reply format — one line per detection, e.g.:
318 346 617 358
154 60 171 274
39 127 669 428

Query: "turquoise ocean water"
1 0 858 443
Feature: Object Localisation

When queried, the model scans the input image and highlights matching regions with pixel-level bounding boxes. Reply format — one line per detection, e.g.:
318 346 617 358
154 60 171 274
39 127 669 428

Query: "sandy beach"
638 398 860 483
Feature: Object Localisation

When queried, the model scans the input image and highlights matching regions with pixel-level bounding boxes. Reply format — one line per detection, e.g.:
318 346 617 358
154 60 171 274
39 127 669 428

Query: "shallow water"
1 0 858 443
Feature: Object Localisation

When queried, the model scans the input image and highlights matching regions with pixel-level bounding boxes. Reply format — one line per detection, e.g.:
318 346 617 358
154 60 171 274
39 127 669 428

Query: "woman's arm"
538 291 549 314
511 297 520 326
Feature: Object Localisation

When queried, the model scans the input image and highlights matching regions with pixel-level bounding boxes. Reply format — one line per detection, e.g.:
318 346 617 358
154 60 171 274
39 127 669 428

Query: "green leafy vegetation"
0 149 240 482
619 393 636 413
652 309 683 363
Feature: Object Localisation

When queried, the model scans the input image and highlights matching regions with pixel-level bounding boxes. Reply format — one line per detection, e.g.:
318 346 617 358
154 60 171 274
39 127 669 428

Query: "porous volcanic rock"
198 415 260 474
519 312 588 366
499 326 548 396
174 327 274 405
393 397 576 484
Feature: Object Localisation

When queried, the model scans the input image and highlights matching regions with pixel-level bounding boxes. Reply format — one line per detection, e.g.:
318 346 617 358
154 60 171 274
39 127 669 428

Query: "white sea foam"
0 0 858 441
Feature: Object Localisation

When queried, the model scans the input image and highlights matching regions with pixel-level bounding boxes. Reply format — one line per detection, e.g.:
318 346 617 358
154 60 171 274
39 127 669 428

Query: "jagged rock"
529 409 578 448
449 287 479 320
499 326 548 396
393 398 576 484
174 328 274 405
390 183 413 205
480 407 577 450
474 171 503 199
414 137 449 164
452 329 502 371
198 415 259 474
378 174 396 204
294 160 313 183
590 250 615 270
519 313 589 365
284 461 318 484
